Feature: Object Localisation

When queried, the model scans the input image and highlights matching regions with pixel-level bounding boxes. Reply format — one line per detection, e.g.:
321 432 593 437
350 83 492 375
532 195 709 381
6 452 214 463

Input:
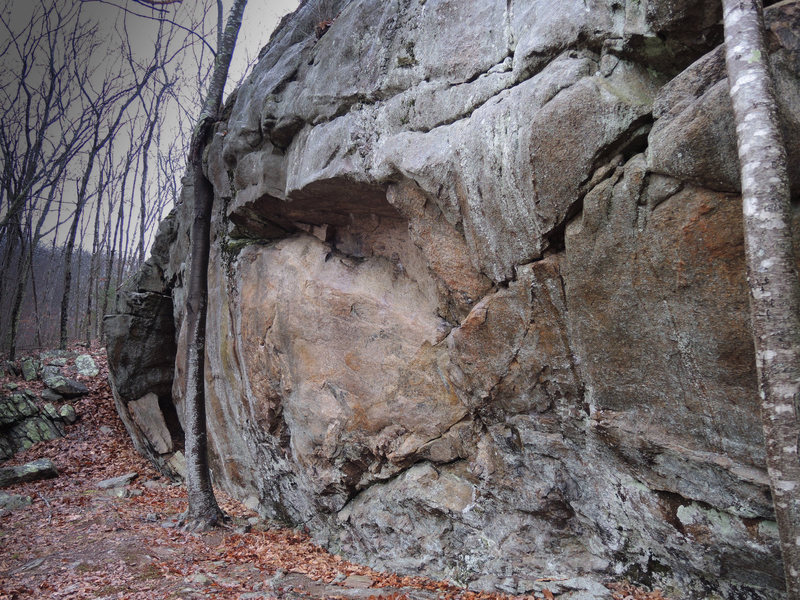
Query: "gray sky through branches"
0 0 298 254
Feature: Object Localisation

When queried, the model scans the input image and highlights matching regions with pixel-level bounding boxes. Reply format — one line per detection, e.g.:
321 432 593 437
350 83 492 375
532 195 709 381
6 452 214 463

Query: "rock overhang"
105 1 800 597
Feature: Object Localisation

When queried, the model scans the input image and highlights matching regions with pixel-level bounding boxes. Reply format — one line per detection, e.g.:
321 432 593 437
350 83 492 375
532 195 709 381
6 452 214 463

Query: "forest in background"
0 0 295 359
0 241 138 353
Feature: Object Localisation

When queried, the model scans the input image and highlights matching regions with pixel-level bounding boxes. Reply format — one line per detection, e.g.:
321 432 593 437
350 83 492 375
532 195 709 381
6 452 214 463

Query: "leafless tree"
0 0 102 357
181 0 249 531
0 0 261 358
57 52 160 349
722 0 800 596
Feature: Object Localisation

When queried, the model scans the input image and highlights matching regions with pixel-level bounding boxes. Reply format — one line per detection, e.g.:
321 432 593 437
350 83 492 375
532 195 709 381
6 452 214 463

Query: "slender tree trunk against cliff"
722 1 800 595
181 0 248 531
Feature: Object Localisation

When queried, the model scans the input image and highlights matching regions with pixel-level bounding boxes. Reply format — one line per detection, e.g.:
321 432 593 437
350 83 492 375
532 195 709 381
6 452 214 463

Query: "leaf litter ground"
0 348 669 600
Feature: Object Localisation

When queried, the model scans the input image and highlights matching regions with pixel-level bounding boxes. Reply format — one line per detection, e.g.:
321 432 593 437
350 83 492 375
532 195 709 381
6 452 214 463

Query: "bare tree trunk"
181 0 248 531
7 218 26 360
30 246 43 349
120 149 143 288
100 159 130 339
60 196 85 350
722 1 800 596
138 107 160 266
73 215 87 342
87 168 106 346
0 230 15 340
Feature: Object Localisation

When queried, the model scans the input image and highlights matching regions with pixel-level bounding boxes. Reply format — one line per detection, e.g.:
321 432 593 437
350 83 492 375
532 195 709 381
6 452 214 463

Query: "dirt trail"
0 349 665 600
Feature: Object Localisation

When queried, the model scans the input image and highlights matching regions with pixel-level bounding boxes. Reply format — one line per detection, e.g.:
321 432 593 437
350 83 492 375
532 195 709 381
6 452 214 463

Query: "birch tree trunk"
181 0 248 530
722 0 800 595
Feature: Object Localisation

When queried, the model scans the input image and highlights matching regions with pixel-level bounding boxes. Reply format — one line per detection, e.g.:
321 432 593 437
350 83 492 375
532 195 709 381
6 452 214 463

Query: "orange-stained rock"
106 1 800 597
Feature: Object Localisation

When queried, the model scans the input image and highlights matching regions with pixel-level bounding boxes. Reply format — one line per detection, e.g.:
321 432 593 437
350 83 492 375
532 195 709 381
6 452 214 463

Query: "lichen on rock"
105 1 800 598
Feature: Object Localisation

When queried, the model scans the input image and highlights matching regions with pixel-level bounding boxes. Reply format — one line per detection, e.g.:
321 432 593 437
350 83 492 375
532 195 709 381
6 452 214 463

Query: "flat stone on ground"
0 491 32 511
96 472 138 489
343 575 374 588
40 389 63 403
0 458 59 488
43 375 89 399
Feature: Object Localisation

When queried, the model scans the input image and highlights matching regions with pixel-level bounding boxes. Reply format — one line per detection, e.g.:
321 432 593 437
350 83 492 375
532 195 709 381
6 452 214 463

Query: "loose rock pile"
0 351 96 460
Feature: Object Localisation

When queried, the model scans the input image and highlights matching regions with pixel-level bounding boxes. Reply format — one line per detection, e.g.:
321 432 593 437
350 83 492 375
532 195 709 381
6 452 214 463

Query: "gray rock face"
128 393 173 454
74 354 99 377
42 373 88 399
106 1 800 598
0 491 32 513
648 3 800 195
19 357 39 381
0 458 58 488
0 392 68 459
96 472 138 489
104 209 185 479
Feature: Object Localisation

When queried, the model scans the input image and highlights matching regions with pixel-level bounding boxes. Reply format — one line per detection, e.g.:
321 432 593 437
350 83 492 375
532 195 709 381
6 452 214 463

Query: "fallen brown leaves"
0 347 671 600
605 583 670 600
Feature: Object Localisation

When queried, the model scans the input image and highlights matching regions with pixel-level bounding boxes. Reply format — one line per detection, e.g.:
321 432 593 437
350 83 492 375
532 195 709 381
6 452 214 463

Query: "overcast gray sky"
3 0 300 253
75 0 300 96
226 0 300 85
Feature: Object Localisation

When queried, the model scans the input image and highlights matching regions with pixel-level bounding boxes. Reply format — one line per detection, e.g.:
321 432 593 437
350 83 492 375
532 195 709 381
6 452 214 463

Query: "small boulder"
42 403 60 420
0 458 58 488
48 358 68 367
96 472 138 489
58 404 78 424
43 374 89 399
40 365 61 381
74 354 99 377
4 382 18 391
19 416 64 443
1 360 20 377
0 491 32 512
19 357 39 381
41 389 63 403
39 350 72 363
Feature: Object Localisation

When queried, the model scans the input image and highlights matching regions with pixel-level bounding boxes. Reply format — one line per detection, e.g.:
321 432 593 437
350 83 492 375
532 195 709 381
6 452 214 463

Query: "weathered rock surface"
105 210 185 479
96 472 138 490
74 354 100 378
42 374 88 399
0 392 71 459
0 459 58 488
0 491 32 514
19 357 39 381
106 1 800 598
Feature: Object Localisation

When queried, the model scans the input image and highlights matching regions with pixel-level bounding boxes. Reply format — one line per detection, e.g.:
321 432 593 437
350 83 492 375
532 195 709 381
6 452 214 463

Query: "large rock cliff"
106 1 800 598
